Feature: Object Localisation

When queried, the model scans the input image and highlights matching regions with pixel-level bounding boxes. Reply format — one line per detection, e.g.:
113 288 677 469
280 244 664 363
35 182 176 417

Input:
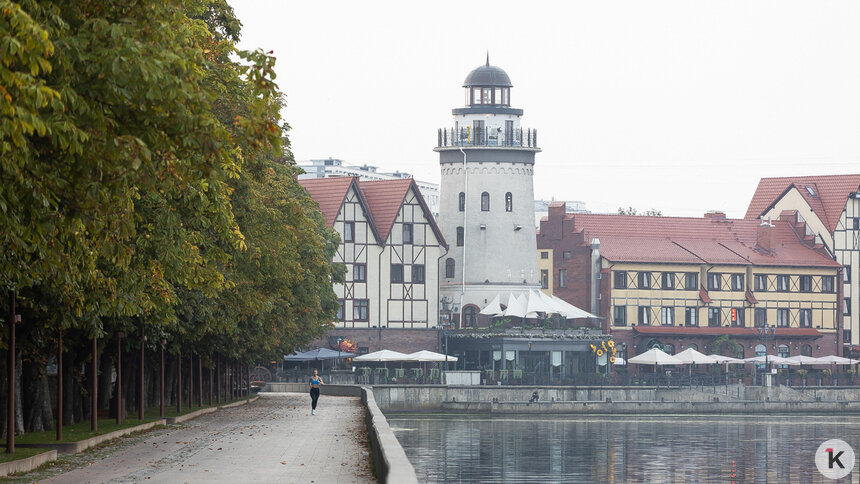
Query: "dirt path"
13 393 373 484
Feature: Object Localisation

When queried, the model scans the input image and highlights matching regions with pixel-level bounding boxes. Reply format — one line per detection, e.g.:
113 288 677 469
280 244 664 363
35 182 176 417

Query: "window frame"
613 306 627 326
343 221 355 243
402 223 413 244
799 308 812 328
754 274 767 291
445 258 455 278
707 273 721 291
505 192 513 212
353 263 367 283
822 276 835 293
354 299 369 322
638 306 651 325
799 275 812 292
731 274 744 291
662 272 675 290
661 307 674 326
456 226 464 247
412 264 425 284
541 269 549 289
391 264 404 283
458 192 465 212
777 275 790 292
684 307 698 327
707 307 721 327
481 192 490 211
730 307 744 327
638 271 651 289
754 308 766 327
614 271 627 289
558 269 567 288
685 272 698 290
777 308 789 327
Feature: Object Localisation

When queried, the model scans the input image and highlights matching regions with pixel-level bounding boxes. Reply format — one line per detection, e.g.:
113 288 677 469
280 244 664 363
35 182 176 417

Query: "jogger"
308 368 324 415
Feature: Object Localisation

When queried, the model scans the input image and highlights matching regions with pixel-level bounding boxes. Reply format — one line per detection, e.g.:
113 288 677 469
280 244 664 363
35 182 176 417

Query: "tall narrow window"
456 227 464 247
731 308 744 327
354 299 369 322
822 276 835 293
777 275 790 291
846 297 853 316
391 264 404 283
708 273 721 291
558 269 567 288
613 306 627 326
754 308 766 327
754 274 767 291
685 273 698 290
505 192 513 212
353 263 367 282
614 271 628 289
412 265 425 284
708 308 721 327
662 272 675 289
799 275 812 292
403 223 413 244
732 274 744 291
336 299 344 321
445 258 455 278
541 270 548 289
458 192 465 212
777 308 789 327
343 222 355 243
684 307 698 327
464 306 478 326
799 308 812 327
638 272 651 289
638 306 651 325
481 192 490 211
661 307 674 326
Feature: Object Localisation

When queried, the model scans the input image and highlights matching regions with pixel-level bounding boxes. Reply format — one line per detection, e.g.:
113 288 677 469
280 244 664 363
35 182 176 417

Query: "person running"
309 369 325 415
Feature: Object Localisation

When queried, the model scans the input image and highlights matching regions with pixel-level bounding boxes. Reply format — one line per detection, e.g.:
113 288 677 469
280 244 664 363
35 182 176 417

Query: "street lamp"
757 325 777 386
337 337 343 369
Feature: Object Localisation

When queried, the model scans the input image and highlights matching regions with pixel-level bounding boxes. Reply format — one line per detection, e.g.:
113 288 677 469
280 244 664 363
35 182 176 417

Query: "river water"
388 414 860 483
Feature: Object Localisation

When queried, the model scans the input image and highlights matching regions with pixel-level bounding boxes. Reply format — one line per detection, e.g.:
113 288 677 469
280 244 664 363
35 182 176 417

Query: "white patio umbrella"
708 355 745 364
406 350 459 362
815 355 860 365
674 348 717 365
743 355 798 365
628 348 683 365
479 294 504 316
784 355 826 365
353 350 410 362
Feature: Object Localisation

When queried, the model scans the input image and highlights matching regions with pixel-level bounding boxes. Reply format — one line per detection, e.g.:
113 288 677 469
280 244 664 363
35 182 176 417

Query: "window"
354 299 369 321
730 308 744 327
403 223 413 244
755 344 766 370
845 330 853 344
458 192 465 212
613 306 627 326
336 299 344 321
844 266 852 283
558 269 567 288
685 273 698 290
688 343 698 351
614 271 627 289
412 265 425 284
661 307 674 326
777 344 790 368
844 297 852 316
343 222 355 242
541 270 548 289
731 274 744 291
850 217 860 230
445 258 455 278
684 307 698 327
662 272 675 289
801 344 812 357
638 272 651 289
822 276 835 293
481 192 490 211
707 273 721 291
777 308 789 327
456 227 464 247
391 264 404 283
353 263 367 282
754 274 767 291
799 308 812 328
777 275 789 291
540 251 549 259
463 306 478 327
505 192 512 212
799 275 812 292
638 306 651 325
754 308 766 328
708 308 720 327
562 251 572 260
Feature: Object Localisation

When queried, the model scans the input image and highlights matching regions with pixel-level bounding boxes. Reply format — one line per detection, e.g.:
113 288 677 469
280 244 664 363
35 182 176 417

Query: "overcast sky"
231 1 860 218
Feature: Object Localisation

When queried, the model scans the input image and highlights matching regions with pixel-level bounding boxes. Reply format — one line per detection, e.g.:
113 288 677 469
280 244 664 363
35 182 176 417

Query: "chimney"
704 210 726 220
548 202 566 221
591 238 601 316
757 217 775 252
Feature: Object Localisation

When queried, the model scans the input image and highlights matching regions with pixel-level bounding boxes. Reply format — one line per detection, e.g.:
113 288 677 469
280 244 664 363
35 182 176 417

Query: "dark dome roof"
463 58 512 88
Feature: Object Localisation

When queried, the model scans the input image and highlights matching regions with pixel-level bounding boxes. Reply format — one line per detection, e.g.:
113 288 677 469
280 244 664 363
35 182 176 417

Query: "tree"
617 207 663 216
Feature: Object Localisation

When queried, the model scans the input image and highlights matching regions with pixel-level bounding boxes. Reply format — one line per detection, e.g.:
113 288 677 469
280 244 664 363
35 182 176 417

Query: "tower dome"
463 56 512 88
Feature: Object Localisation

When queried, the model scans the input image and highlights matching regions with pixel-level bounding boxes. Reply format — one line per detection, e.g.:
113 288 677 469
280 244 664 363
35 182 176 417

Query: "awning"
699 287 712 303
745 289 759 304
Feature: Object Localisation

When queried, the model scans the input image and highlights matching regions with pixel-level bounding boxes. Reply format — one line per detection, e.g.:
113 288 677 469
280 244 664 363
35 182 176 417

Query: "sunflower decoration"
591 340 617 363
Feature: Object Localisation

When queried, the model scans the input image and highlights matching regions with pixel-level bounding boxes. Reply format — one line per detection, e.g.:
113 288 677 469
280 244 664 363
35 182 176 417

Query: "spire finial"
486 51 490 66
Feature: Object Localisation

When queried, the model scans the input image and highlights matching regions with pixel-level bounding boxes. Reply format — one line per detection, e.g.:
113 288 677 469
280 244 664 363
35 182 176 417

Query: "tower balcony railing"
437 127 538 148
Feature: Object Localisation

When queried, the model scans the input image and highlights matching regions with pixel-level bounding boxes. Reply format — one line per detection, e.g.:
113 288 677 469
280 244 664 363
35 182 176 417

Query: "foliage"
617 207 662 216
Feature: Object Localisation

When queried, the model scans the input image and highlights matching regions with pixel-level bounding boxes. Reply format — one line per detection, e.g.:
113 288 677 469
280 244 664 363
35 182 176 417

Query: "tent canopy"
674 348 717 365
407 350 459 362
815 355 860 365
284 348 355 361
784 355 825 365
479 295 503 316
353 349 410 362
482 290 598 320
743 355 798 365
628 348 683 366
708 354 745 364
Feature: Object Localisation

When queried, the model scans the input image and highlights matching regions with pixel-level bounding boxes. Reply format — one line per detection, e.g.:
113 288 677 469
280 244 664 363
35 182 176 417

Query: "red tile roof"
632 326 823 337
569 213 840 268
297 177 355 227
358 179 414 243
744 174 860 232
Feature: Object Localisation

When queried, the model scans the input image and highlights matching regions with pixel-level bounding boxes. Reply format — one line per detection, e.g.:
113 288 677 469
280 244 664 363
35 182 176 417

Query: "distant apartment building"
297 158 440 218
538 203 843 363
745 174 860 355
298 177 447 353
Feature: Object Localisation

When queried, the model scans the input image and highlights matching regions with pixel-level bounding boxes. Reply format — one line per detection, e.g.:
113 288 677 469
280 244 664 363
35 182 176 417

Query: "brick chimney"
757 217 775 252
548 202 566 221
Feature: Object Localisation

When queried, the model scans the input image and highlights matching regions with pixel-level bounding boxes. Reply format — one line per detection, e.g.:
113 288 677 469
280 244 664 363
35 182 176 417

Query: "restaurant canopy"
743 355 798 365
481 290 598 320
283 348 355 361
708 354 745 364
815 355 860 365
674 348 717 365
353 350 411 362
628 348 683 366
406 350 459 362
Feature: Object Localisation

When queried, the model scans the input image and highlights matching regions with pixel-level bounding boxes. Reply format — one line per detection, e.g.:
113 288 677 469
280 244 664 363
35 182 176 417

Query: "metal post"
160 340 165 418
6 292 16 454
57 330 63 441
198 355 203 407
216 355 221 404
116 332 123 425
139 321 145 420
208 364 213 407
91 335 98 431
189 354 194 409
177 350 182 414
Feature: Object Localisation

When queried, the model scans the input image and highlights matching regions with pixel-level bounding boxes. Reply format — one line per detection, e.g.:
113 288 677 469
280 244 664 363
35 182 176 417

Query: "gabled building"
538 203 843 364
299 177 448 353
745 175 860 354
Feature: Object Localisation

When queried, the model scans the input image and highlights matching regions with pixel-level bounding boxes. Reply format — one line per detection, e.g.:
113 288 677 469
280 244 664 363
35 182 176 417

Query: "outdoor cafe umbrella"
673 348 716 378
283 347 355 371
815 355 860 365
406 350 459 362
708 355 745 364
784 355 825 365
628 348 683 366
743 355 798 365
353 350 410 362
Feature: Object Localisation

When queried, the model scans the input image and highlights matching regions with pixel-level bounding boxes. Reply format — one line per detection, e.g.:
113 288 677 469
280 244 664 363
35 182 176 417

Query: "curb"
18 419 167 454
167 396 259 424
0 450 57 478
361 387 418 484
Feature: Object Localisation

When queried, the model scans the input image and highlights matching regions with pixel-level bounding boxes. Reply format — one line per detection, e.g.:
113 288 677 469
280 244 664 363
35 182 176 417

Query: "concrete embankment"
265 383 417 484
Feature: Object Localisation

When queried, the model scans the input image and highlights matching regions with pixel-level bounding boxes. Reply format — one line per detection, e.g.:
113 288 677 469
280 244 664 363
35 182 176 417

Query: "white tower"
436 57 541 327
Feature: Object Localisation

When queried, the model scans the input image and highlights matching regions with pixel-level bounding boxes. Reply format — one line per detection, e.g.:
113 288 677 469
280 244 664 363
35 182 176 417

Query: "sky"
231 1 860 218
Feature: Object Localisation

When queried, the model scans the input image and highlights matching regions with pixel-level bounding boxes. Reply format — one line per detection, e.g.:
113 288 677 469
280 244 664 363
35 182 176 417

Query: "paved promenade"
36 393 373 484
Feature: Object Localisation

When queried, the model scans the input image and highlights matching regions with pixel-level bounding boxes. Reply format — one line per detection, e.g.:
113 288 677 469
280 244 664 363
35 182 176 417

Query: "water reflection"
388 415 860 483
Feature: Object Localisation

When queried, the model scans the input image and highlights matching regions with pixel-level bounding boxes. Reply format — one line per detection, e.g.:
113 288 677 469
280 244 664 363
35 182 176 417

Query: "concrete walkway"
39 393 374 484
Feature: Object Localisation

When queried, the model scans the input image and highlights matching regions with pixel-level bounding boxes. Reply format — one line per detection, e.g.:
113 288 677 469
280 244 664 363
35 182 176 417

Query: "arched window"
778 344 789 369
463 305 478 327
735 347 745 359
445 258 455 278
688 343 698 351
481 192 490 211
801 344 812 357
456 227 464 247
662 343 675 355
505 192 513 212
755 344 767 370
458 192 465 212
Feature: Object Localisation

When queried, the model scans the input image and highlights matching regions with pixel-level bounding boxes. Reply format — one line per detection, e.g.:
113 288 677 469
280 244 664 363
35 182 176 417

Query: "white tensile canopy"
479 294 503 316
673 348 717 365
708 354 745 364
784 355 826 365
743 355 798 365
815 355 860 365
406 350 459 362
628 348 683 366
353 350 411 362
503 293 528 318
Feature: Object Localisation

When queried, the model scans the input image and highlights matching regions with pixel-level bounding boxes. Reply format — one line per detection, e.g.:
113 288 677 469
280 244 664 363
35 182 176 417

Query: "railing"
437 127 538 148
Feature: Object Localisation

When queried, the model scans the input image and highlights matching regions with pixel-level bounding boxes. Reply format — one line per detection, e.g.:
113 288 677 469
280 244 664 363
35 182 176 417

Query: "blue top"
310 376 322 385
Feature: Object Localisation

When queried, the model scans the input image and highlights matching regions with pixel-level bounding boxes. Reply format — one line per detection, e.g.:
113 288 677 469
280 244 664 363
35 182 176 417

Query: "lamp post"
337 337 343 370
757 325 777 386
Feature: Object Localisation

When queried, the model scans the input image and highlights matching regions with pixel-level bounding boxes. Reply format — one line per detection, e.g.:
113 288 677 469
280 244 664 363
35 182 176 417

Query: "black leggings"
310 387 320 409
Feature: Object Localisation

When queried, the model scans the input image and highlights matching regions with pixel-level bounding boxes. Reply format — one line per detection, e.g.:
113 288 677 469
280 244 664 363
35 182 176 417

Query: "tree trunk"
21 360 53 432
